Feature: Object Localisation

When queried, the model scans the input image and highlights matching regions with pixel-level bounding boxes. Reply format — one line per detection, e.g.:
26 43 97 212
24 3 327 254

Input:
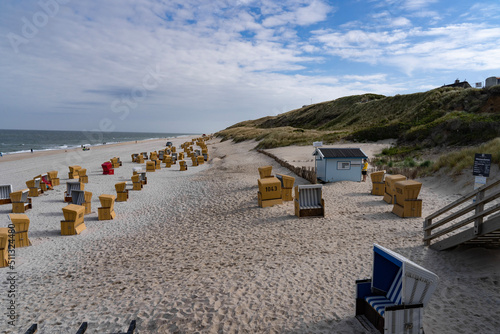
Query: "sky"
1 0 500 134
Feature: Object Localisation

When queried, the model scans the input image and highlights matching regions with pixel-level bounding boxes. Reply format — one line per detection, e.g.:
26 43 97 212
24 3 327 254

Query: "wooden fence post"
423 218 431 246
474 189 485 235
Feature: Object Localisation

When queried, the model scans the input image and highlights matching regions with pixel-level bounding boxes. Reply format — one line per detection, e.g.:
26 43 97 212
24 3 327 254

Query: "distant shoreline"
0 136 194 163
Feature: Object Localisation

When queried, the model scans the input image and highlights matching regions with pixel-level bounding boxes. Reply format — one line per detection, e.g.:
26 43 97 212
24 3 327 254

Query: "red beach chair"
101 161 114 175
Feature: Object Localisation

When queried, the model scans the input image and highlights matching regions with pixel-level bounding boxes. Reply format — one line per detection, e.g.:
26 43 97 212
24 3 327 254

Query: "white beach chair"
355 244 439 334
0 184 13 205
294 184 325 218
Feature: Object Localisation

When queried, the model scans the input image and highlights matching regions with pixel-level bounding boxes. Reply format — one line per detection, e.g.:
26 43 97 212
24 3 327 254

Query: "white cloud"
262 0 333 27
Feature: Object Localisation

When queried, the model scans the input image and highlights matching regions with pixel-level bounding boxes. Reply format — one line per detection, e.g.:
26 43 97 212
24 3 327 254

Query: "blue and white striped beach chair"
355 244 439 334
0 184 13 205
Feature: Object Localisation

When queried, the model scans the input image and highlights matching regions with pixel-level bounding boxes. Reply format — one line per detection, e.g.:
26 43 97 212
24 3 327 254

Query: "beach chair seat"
0 184 13 205
355 244 439 334
8 214 31 248
141 152 148 160
10 189 32 213
131 153 138 162
117 157 122 166
171 153 178 164
294 184 324 217
158 150 165 161
102 161 114 175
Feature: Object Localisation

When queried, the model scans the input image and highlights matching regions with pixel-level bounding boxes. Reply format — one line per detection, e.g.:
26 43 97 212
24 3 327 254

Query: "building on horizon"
485 76 500 88
442 79 471 89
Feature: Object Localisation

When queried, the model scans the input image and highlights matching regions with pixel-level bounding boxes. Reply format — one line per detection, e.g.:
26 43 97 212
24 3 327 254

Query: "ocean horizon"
0 129 197 155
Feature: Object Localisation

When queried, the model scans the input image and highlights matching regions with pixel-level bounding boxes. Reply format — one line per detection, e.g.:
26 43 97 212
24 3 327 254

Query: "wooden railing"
423 179 500 249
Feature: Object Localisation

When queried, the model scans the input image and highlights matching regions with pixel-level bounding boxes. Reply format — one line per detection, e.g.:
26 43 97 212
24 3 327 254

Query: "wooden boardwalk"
423 179 500 250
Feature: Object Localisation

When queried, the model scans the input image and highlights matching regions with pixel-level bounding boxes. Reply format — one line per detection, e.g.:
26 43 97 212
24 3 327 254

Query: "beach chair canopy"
371 244 438 308
66 181 81 197
0 185 13 200
71 190 85 206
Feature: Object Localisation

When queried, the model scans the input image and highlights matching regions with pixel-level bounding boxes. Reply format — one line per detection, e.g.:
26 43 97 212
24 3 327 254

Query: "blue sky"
1 0 499 133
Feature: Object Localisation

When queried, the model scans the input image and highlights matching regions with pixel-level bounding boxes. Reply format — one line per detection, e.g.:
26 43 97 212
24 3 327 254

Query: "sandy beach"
0 137 499 333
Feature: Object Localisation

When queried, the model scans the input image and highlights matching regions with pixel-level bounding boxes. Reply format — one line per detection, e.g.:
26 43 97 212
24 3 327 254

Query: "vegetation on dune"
217 126 346 149
216 85 500 175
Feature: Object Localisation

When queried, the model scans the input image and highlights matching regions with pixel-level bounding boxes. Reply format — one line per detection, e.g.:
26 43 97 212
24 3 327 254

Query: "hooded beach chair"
64 180 84 202
131 153 138 162
71 190 92 214
102 161 114 175
355 244 439 334
258 166 273 179
61 204 86 235
294 184 325 218
68 165 81 179
47 171 60 186
158 150 165 161
371 171 386 196
383 174 407 204
8 214 31 248
276 174 295 201
0 184 13 205
141 152 148 160
26 178 42 197
10 189 32 213
115 182 128 202
98 194 116 220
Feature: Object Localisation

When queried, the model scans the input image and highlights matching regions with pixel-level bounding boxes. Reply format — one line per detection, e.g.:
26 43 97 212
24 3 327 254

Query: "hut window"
337 161 351 170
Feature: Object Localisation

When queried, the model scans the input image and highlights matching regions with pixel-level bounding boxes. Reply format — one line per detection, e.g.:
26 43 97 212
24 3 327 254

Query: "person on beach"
362 159 368 182
31 148 33 153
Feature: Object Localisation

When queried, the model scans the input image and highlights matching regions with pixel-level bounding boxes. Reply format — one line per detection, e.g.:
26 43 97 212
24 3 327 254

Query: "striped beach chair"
355 244 439 333
0 184 13 205
294 184 325 218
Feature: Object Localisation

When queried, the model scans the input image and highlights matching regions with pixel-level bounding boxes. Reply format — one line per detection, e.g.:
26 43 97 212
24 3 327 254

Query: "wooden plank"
423 202 500 241
425 179 500 221
430 215 500 250
424 190 500 232
474 190 485 235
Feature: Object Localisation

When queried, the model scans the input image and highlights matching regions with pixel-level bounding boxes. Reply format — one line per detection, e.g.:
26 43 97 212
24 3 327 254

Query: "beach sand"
0 138 499 333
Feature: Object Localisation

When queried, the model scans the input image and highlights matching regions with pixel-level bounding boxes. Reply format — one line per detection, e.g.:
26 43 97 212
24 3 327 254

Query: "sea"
0 129 195 155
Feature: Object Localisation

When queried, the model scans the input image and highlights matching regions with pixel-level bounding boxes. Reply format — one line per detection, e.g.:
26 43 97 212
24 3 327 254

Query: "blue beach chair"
355 244 439 334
